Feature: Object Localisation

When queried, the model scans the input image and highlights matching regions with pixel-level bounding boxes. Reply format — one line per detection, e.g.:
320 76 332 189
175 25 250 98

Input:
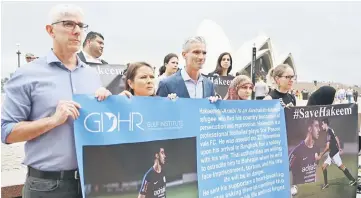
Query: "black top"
77 51 108 65
268 89 296 106
139 167 166 198
326 128 339 157
289 140 319 185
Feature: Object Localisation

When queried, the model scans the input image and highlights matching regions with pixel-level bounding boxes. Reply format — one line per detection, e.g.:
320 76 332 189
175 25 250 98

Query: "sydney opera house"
179 19 297 79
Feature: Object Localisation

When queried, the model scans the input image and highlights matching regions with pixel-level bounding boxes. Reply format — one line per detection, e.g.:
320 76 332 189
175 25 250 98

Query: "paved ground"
1 99 360 187
1 142 26 187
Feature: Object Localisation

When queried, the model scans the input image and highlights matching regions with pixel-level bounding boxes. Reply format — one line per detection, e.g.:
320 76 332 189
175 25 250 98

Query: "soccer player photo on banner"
83 138 198 198
285 104 358 197
73 95 291 198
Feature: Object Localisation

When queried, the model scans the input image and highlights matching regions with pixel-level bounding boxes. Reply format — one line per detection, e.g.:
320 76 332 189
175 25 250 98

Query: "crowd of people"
1 3 358 198
335 87 359 104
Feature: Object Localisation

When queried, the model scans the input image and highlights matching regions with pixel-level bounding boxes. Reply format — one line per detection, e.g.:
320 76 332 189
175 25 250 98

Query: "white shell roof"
178 19 296 75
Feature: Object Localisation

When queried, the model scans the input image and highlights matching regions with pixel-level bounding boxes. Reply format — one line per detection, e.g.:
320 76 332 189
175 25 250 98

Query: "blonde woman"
264 64 296 107
224 75 253 100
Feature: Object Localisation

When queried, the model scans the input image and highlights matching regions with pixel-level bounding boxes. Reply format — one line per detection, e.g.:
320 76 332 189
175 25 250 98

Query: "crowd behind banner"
1 3 360 198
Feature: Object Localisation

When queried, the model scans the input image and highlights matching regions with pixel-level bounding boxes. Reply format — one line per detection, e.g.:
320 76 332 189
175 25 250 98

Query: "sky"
1 1 361 86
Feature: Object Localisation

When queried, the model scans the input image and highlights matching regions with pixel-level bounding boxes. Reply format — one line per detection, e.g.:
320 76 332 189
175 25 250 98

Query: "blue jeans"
22 175 82 198
347 95 352 103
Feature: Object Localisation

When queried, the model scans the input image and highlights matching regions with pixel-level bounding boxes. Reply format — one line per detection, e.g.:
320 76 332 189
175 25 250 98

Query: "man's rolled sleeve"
1 71 32 144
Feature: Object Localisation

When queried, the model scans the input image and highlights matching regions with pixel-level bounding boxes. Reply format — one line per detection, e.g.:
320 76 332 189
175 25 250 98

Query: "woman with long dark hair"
209 52 233 76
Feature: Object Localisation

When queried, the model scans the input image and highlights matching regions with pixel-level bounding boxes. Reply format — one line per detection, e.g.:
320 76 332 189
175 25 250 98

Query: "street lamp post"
251 43 257 100
16 43 21 68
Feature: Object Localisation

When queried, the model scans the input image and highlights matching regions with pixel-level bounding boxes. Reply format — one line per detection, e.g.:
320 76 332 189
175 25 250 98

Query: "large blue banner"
73 95 290 198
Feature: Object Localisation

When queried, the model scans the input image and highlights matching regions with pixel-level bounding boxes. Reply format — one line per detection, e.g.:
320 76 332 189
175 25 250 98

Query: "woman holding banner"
119 62 177 99
121 62 220 103
264 64 296 107
224 75 253 100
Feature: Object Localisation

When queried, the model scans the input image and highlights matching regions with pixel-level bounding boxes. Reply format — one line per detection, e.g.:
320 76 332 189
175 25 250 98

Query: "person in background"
224 75 253 100
264 64 296 107
78 31 108 65
1 4 111 198
208 52 233 77
25 53 37 63
254 76 268 100
155 53 179 91
338 87 346 103
346 87 353 103
353 89 358 103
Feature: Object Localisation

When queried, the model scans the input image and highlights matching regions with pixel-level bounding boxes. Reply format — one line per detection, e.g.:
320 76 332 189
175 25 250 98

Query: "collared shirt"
83 50 102 64
181 68 204 98
1 50 102 171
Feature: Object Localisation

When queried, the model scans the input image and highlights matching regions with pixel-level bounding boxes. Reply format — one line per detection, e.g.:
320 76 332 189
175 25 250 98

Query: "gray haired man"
1 4 110 198
156 36 218 101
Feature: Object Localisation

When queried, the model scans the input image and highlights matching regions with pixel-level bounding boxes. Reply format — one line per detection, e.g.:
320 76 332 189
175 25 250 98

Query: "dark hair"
322 118 329 125
83 31 104 47
159 66 166 76
213 52 232 76
163 53 178 65
160 53 178 76
152 147 164 160
306 86 336 106
125 62 154 95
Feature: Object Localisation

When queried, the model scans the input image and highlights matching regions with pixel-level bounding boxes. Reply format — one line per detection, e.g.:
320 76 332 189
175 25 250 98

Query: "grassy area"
293 154 357 198
88 154 358 198
91 182 198 198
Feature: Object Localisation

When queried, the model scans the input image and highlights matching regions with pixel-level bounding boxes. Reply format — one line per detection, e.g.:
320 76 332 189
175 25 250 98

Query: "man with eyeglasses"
1 4 111 198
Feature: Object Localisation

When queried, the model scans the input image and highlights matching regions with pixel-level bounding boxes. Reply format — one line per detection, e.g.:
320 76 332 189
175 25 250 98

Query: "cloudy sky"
1 1 361 85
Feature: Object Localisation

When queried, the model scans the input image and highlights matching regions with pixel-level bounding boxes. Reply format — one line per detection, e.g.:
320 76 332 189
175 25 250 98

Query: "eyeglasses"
280 75 297 80
51 20 89 31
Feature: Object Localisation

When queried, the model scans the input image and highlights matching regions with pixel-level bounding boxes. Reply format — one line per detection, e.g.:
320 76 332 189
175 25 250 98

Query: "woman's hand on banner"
95 87 112 101
167 93 178 101
285 103 294 109
209 95 221 103
119 90 133 98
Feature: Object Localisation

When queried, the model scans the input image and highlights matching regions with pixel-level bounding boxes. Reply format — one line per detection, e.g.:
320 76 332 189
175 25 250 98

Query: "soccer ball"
291 185 298 196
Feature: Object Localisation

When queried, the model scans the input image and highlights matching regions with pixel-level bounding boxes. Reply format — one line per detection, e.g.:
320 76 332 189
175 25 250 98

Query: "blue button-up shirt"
181 68 204 98
1 50 102 171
